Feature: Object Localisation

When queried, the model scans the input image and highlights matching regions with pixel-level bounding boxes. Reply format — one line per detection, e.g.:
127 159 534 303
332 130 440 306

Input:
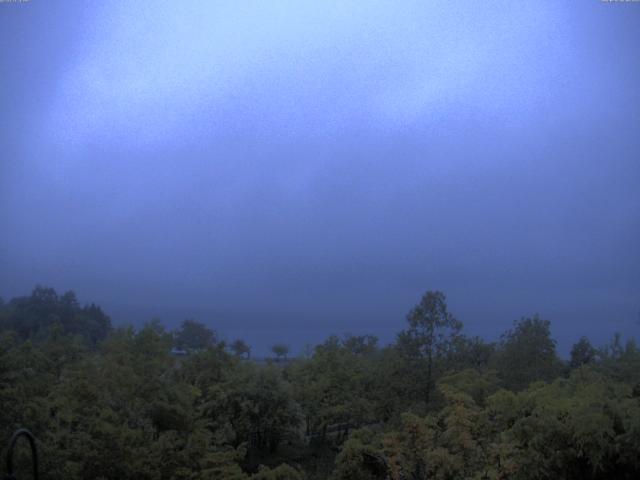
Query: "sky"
1 0 639 356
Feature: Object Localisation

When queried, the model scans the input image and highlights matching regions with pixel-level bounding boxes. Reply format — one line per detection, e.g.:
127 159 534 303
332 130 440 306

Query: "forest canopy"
1 286 639 479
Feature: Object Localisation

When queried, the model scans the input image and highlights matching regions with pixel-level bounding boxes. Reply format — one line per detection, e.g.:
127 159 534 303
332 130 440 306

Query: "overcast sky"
1 1 639 355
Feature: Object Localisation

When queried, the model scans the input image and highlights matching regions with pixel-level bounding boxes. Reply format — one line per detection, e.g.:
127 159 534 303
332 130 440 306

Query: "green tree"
174 318 215 351
231 339 251 358
485 369 640 479
226 364 301 454
397 291 462 404
446 334 496 372
0 286 111 345
288 335 380 442
251 463 305 480
569 336 597 369
495 315 562 391
598 334 640 385
331 429 387 480
271 343 290 362
343 334 378 356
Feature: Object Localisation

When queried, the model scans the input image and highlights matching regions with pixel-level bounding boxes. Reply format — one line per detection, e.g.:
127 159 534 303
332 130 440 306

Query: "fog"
1 0 639 355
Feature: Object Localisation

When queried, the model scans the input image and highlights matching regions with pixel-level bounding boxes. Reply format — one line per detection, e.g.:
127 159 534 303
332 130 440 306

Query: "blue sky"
1 1 639 355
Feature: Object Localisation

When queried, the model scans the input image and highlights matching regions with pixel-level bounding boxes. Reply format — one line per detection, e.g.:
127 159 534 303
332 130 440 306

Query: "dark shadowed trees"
343 334 378 356
231 339 251 358
288 335 381 441
2 286 640 479
446 334 496 372
397 290 462 404
496 315 562 391
569 336 597 369
173 318 215 351
0 286 111 346
271 343 289 362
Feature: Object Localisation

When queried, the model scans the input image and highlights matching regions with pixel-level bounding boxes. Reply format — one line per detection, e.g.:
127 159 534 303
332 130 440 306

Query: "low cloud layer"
1 1 639 355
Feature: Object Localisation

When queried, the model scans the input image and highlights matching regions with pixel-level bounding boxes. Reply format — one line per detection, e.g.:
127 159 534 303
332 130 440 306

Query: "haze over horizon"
2 1 639 356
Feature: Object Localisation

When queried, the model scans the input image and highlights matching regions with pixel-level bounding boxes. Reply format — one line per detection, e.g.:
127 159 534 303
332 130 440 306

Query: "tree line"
1 286 639 479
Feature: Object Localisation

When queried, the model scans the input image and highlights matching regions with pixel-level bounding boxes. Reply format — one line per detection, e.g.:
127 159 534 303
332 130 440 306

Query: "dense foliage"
1 287 639 479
